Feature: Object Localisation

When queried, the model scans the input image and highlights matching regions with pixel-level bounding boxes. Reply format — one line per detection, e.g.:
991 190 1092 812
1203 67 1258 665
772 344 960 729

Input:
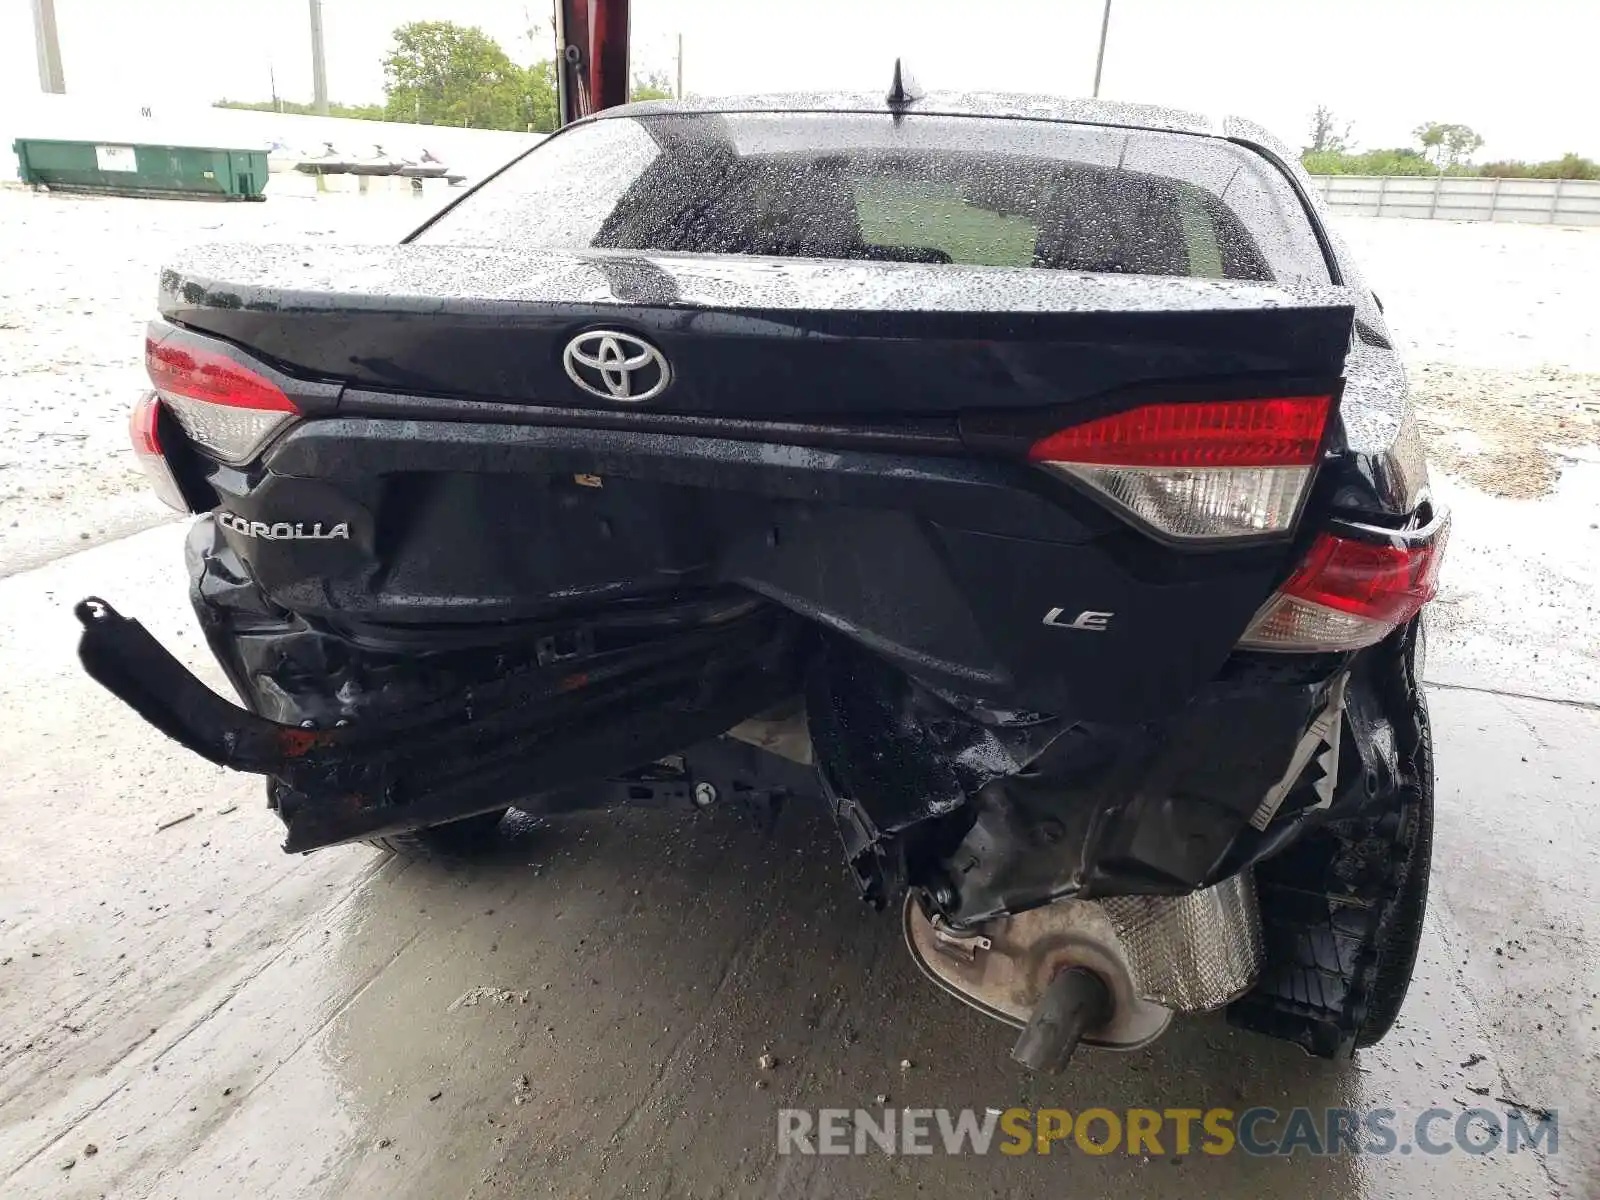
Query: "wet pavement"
1 487 1596 1199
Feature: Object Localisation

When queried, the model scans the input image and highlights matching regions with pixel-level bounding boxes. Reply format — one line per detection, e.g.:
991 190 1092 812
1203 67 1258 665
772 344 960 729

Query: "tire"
1354 692 1434 1047
1227 625 1434 1058
367 808 510 860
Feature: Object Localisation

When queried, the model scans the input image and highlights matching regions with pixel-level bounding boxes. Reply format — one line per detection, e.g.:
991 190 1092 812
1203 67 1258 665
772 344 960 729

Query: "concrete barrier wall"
2 93 542 184
1311 174 1600 227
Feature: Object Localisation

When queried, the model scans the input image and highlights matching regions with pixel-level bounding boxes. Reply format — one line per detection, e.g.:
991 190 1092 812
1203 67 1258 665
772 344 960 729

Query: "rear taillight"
128 392 188 512
1029 396 1332 539
145 337 299 464
1240 512 1451 652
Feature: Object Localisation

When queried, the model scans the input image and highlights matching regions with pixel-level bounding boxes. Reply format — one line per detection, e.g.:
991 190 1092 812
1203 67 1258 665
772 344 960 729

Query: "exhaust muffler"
904 872 1263 1070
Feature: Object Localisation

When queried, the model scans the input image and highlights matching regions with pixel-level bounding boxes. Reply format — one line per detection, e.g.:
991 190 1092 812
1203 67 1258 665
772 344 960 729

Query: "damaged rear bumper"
78 563 1367 899
75 544 1428 1065
78 517 1406 911
75 592 802 853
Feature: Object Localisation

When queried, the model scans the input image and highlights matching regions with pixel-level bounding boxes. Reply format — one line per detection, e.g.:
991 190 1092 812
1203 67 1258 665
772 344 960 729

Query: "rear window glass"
417 111 1329 284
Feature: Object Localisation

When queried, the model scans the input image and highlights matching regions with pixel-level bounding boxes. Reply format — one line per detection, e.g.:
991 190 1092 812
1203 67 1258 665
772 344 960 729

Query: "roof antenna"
886 58 921 111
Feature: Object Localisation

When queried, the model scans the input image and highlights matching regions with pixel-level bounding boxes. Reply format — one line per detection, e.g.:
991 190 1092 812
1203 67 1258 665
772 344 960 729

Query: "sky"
3 0 1596 162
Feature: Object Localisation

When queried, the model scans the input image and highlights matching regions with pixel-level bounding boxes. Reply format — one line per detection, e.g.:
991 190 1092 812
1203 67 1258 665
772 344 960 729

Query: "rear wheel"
367 808 509 860
1228 622 1434 1057
1354 693 1433 1047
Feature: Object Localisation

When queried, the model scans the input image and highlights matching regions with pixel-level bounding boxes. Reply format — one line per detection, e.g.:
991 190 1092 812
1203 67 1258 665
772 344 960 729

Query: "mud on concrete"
1411 363 1600 499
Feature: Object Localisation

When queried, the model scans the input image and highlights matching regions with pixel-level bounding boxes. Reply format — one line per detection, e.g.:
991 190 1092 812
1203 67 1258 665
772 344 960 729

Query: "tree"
630 70 675 102
383 21 552 130
216 98 384 121
1412 121 1445 166
1536 152 1599 180
1479 153 1600 180
1412 121 1485 170
525 60 559 132
1305 105 1353 155
1442 125 1484 168
1302 146 1434 177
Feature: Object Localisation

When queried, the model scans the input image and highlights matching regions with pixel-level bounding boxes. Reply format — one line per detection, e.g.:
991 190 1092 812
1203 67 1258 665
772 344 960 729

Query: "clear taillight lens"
128 391 188 512
1054 464 1312 539
1240 514 1451 652
145 337 299 464
1029 396 1332 540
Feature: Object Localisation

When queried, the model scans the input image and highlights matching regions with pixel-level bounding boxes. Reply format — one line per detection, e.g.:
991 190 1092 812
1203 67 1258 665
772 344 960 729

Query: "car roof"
589 92 1311 212
594 91 1226 139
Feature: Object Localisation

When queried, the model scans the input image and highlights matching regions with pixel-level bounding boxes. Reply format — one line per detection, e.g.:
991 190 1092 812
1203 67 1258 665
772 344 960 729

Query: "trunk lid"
159 244 1356 415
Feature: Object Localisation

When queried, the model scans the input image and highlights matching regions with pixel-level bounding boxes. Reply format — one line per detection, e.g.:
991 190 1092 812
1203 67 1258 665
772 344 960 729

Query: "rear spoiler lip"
159 241 1359 321
156 246 1358 419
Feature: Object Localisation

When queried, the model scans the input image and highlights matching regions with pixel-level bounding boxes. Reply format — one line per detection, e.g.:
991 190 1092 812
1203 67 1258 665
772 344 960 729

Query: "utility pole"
1092 0 1111 99
309 0 329 115
676 33 683 99
31 0 67 93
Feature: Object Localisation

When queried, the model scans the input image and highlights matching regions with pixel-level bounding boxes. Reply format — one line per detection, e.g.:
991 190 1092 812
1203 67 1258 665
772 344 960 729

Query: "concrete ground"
0 187 447 575
1 198 1598 1198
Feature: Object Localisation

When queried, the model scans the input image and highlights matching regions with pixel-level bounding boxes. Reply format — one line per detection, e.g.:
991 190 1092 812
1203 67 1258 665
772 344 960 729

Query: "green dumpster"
12 139 269 201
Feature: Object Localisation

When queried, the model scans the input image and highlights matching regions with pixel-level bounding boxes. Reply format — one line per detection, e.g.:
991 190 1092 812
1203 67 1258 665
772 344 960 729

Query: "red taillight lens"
1282 532 1446 622
145 339 295 412
128 392 188 511
1028 396 1334 540
145 337 299 463
1241 513 1451 652
129 390 162 457
1028 396 1331 468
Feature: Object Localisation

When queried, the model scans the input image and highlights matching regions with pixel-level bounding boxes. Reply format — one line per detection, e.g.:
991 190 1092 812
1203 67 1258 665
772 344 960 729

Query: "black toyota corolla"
80 88 1446 1070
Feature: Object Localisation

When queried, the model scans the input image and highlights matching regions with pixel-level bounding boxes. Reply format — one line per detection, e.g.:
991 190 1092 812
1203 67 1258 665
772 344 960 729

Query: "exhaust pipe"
904 873 1263 1071
1010 967 1114 1072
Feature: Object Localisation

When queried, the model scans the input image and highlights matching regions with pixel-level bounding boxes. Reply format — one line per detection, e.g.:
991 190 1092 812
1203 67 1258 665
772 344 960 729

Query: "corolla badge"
562 330 671 402
217 512 349 540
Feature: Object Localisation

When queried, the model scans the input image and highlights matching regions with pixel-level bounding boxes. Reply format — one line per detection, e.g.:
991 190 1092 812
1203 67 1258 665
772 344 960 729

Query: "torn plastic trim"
75 596 802 853
1249 670 1347 830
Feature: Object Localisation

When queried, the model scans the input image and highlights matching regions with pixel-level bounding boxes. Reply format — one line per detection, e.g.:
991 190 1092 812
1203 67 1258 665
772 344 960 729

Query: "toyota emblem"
562 330 671 403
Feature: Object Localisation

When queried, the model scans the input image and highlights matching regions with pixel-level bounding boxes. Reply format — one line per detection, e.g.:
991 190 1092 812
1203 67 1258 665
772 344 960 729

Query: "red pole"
556 0 632 125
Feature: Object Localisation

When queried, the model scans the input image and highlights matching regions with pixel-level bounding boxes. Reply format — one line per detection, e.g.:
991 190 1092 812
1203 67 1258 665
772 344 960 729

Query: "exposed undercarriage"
77 521 1431 1070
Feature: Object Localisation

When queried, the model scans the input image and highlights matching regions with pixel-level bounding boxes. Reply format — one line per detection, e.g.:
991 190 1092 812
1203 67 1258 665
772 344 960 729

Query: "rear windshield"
417 111 1329 284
